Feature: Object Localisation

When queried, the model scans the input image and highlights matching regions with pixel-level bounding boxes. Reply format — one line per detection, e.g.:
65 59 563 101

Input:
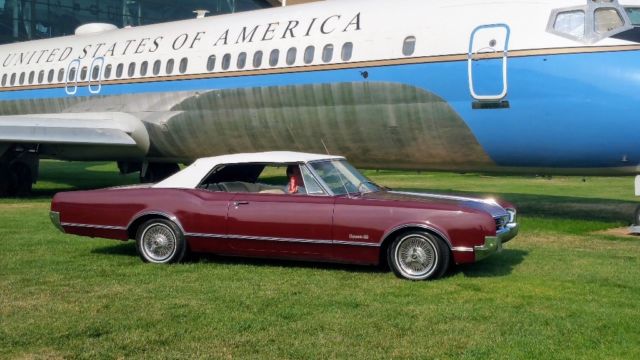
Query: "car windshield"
309 159 381 195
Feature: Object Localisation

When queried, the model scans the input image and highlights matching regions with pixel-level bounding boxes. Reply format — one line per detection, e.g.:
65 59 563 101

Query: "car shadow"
452 249 528 278
91 242 526 278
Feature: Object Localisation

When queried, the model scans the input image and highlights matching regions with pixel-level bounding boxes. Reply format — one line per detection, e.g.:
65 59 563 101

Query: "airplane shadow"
91 241 526 278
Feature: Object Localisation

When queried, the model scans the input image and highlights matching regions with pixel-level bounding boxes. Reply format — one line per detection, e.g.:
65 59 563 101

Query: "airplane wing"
0 112 150 160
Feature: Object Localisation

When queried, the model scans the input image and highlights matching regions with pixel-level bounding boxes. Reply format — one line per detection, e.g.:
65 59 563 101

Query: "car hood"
362 191 509 218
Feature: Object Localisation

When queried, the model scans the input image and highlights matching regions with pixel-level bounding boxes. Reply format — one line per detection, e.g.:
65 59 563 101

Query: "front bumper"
475 223 519 261
49 211 65 233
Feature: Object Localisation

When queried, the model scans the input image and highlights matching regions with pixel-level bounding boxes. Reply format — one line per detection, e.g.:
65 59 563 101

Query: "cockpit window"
625 7 640 26
554 10 586 40
595 8 624 33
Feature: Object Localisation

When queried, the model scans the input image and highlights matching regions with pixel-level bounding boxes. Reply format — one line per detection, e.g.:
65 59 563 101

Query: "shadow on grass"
454 249 528 278
91 242 526 278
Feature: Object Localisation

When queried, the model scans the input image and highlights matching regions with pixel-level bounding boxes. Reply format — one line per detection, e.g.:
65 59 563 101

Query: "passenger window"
269 49 280 67
19 72 25 85
300 166 326 195
116 63 124 78
57 68 64 82
554 10 586 39
1 74 6 86
341 42 353 61
68 68 76 82
179 57 188 73
48 69 55 83
128 62 136 77
140 61 148 76
207 55 216 71
626 7 640 26
222 54 231 70
104 64 112 79
38 70 44 84
253 51 263 68
10 73 16 85
304 46 315 64
80 66 88 81
402 36 416 56
92 65 101 80
286 47 297 65
153 60 161 75
322 44 334 63
28 71 35 84
237 52 247 69
595 8 624 33
166 59 175 74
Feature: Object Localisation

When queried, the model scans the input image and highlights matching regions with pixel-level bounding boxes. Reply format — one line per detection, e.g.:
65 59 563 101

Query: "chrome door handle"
233 201 249 207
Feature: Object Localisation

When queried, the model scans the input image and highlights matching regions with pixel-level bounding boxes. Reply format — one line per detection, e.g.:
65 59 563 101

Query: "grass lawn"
1 161 640 359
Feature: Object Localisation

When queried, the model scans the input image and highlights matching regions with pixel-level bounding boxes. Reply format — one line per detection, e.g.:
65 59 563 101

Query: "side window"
166 59 175 74
341 42 353 61
626 7 640 26
179 57 188 73
300 166 326 195
10 73 16 86
554 10 586 39
322 44 334 63
222 53 231 70
140 61 148 76
104 64 112 79
57 68 64 82
595 8 624 33
237 52 247 69
253 51 263 68
92 64 101 80
67 68 76 82
48 69 55 83
80 66 88 81
269 49 279 67
207 55 216 71
304 45 315 64
116 63 124 78
286 47 297 65
19 72 25 85
28 71 35 84
153 60 161 75
1 73 7 86
128 62 136 77
402 36 416 56
38 70 45 84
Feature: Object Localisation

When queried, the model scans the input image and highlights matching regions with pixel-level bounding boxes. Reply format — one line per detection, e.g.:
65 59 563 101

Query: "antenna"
320 139 330 155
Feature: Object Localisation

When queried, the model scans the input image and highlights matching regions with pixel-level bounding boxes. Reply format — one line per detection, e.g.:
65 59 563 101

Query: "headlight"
506 208 517 223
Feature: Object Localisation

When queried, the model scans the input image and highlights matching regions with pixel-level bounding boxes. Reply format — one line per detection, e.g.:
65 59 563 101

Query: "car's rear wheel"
136 219 187 264
387 231 450 280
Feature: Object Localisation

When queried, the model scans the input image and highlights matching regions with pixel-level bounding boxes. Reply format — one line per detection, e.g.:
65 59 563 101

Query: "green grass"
2 161 640 359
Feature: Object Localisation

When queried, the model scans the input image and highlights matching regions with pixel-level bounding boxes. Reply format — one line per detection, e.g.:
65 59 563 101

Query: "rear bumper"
475 223 519 261
49 211 65 233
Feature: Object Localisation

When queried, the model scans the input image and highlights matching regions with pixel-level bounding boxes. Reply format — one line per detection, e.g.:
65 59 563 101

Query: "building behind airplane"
1 0 640 196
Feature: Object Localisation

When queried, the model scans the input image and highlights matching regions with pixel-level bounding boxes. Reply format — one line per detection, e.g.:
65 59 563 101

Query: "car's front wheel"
387 231 450 280
136 219 187 264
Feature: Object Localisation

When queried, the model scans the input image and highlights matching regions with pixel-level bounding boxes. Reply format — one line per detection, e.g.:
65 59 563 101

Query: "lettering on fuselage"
1 13 361 69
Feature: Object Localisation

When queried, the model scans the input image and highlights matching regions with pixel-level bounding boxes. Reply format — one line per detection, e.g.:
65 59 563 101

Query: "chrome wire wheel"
140 223 177 263
393 234 439 280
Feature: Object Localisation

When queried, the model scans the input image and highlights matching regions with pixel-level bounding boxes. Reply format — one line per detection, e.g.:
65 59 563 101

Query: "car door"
226 193 335 260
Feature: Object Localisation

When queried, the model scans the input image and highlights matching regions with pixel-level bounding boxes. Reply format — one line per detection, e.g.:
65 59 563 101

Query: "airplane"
1 0 640 198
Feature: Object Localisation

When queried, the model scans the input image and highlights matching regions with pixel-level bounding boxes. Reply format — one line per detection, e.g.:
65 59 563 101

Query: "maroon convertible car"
50 152 518 280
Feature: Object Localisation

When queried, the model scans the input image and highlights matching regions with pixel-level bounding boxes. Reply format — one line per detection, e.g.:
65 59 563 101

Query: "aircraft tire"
8 162 33 197
634 205 640 226
140 163 180 183
0 163 10 197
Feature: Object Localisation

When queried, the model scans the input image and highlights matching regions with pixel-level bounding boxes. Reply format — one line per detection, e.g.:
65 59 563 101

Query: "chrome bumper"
49 211 65 233
475 223 519 261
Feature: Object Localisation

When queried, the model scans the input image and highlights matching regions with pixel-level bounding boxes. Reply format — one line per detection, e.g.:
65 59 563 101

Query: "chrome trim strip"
61 222 127 231
126 211 187 235
49 211 65 233
186 232 380 247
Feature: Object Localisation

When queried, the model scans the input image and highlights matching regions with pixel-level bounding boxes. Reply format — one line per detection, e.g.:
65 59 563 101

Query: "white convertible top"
154 151 345 189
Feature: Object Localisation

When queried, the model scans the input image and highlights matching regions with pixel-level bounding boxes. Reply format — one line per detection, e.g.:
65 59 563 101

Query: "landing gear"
0 149 38 197
140 162 180 183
